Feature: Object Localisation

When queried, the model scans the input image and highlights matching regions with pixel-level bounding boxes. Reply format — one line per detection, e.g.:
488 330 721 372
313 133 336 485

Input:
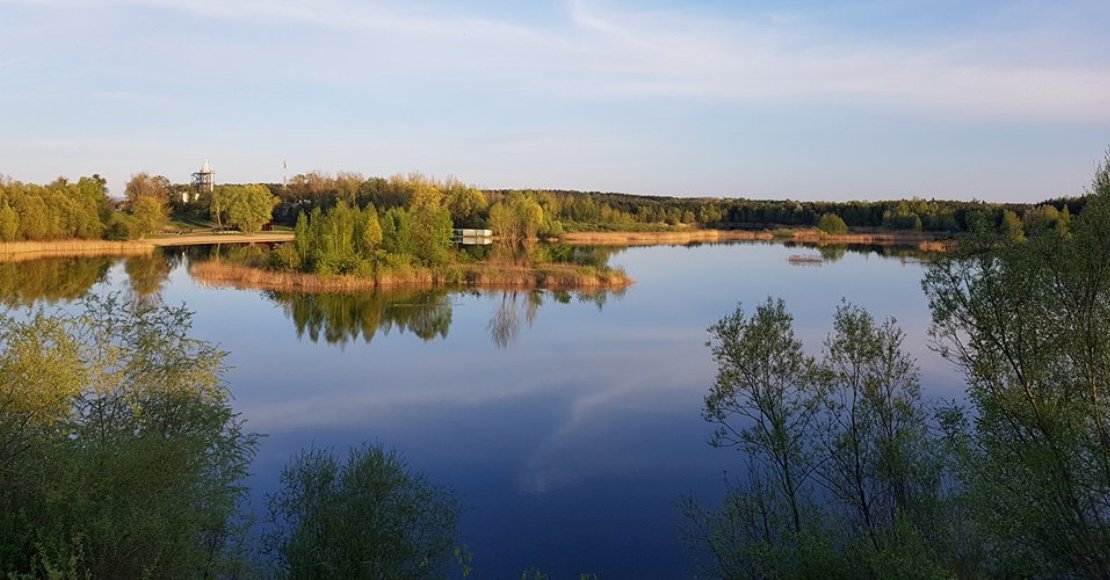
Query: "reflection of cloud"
514 363 703 494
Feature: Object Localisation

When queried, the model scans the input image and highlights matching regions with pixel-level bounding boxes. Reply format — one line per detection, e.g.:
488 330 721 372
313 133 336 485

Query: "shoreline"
189 261 633 294
558 229 774 245
0 228 947 262
558 228 946 247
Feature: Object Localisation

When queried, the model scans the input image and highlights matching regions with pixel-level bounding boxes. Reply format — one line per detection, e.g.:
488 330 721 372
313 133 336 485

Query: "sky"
1 0 1109 201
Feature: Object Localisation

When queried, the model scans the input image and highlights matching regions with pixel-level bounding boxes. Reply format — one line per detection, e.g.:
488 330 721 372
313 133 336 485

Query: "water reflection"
0 257 112 306
264 287 625 348
268 290 454 345
124 252 180 303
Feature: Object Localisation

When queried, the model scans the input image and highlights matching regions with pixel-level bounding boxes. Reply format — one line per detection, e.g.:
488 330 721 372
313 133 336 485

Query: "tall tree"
923 154 1110 577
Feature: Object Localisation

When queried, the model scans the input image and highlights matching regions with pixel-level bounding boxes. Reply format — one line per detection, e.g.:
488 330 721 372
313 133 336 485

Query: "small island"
188 195 632 293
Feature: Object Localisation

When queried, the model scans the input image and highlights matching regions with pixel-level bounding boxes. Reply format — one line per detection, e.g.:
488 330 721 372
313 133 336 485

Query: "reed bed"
559 229 774 245
916 240 953 253
190 261 633 294
790 229 940 244
0 240 154 262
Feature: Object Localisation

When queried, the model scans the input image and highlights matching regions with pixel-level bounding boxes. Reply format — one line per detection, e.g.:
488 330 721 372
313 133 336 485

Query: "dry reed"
791 229 940 245
0 240 154 262
189 261 633 294
559 229 774 245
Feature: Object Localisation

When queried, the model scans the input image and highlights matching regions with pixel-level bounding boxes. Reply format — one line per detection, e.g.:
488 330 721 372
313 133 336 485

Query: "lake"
1 241 963 579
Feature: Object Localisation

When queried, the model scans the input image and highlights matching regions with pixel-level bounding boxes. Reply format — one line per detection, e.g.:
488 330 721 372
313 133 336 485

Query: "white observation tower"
190 159 215 201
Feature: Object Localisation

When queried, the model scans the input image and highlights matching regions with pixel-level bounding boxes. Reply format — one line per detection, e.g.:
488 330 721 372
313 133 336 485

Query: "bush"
0 295 257 578
817 213 849 235
264 444 459 579
103 211 139 240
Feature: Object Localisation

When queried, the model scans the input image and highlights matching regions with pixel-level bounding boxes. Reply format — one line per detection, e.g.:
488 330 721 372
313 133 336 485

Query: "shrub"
264 444 459 579
817 213 849 235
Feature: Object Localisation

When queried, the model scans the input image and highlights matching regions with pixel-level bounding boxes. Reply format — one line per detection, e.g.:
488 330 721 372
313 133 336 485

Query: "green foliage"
130 194 169 237
444 180 488 228
380 207 412 257
361 203 383 254
0 176 109 241
704 298 816 536
922 156 1110 577
264 444 460 579
488 193 547 243
407 195 453 266
817 212 849 235
282 180 455 279
692 299 950 578
220 184 277 234
998 209 1025 242
103 211 139 240
0 295 258 578
0 201 19 241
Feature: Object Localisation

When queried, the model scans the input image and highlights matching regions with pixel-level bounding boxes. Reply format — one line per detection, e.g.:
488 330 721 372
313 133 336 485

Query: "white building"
186 160 215 203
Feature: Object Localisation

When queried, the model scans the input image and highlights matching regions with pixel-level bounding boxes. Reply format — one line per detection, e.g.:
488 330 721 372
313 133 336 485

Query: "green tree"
0 295 257 578
689 299 954 579
922 155 1110 577
0 201 18 241
407 193 453 266
817 213 849 235
998 209 1025 242
704 298 817 536
130 194 169 237
224 184 277 234
361 204 384 256
444 181 488 228
264 444 459 579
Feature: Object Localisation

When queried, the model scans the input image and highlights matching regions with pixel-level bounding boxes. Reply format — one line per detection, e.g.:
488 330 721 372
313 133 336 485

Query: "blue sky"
1 0 1108 201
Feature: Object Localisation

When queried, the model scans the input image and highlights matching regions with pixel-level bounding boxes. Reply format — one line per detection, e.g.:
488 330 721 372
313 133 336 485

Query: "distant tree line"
0 168 1089 243
261 170 1085 237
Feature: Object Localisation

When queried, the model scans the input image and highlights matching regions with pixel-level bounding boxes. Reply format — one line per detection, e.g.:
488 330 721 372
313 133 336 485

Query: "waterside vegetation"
685 155 1110 579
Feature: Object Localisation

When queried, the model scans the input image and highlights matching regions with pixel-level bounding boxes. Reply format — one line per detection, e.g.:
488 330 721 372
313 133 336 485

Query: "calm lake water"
2 242 963 579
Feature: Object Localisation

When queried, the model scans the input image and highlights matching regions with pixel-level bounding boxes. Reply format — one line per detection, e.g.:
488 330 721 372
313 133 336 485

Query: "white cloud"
4 0 1108 121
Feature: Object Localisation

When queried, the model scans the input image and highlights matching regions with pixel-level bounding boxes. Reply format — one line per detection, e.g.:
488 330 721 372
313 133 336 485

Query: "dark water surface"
2 242 962 578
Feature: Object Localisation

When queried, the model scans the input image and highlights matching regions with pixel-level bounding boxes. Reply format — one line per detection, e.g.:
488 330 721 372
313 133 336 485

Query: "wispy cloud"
4 0 1107 120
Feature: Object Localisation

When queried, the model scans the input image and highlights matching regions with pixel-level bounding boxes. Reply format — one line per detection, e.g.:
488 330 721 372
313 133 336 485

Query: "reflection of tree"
267 290 454 345
266 286 625 348
817 245 848 262
124 252 174 301
0 257 111 307
783 241 934 261
488 291 543 348
486 288 624 348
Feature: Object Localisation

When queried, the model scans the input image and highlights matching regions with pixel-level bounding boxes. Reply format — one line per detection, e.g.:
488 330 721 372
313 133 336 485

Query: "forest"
0 168 1083 244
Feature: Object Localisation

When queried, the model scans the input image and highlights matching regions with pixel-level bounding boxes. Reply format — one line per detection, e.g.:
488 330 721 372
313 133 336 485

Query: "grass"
189 261 633 293
167 216 215 231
